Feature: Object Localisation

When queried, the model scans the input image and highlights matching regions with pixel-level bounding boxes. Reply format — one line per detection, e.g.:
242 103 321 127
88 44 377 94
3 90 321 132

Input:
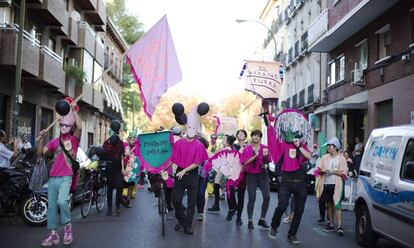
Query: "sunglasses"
59 124 72 128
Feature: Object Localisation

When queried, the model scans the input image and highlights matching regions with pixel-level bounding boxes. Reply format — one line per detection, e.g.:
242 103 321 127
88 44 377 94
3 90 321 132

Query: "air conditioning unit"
351 63 364 86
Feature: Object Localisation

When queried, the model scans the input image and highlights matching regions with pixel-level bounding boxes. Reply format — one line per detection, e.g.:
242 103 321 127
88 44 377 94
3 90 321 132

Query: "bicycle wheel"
159 188 166 236
96 184 107 212
81 180 93 218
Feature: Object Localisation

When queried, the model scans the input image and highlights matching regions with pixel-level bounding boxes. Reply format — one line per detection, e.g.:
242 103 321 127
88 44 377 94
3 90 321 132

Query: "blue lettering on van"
360 177 414 206
371 145 398 160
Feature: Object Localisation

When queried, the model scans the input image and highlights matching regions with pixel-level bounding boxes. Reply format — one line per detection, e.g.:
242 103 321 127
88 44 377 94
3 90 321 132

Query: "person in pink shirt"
170 129 208 235
240 130 272 230
38 99 81 247
267 118 312 244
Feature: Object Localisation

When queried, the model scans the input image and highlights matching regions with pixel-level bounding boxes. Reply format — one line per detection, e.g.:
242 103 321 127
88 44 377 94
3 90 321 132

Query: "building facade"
309 0 414 151
260 0 328 145
0 0 124 150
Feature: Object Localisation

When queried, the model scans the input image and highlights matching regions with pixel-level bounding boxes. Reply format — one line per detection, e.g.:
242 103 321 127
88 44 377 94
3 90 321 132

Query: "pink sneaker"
41 231 60 247
63 224 73 245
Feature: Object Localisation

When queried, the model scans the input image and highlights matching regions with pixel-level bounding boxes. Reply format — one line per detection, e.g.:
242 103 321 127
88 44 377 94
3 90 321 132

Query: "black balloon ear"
172 103 185 116
55 99 71 116
175 113 187 125
110 120 121 132
197 102 209 116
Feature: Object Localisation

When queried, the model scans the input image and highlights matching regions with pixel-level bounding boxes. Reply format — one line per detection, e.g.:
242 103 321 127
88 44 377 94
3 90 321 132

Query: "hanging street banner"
242 60 284 100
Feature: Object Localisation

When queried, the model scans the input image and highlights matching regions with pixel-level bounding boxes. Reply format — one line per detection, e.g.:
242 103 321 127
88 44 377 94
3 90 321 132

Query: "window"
307 84 314 104
93 61 103 91
292 94 298 108
0 7 12 26
356 39 368 70
376 24 391 59
299 90 305 107
411 10 414 43
337 55 345 82
328 60 336 85
375 99 393 128
83 50 94 83
401 139 414 182
87 132 94 148
40 107 53 144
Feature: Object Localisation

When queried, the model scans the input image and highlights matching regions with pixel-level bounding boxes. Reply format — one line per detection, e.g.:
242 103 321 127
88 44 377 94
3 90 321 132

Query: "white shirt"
354 142 363 155
324 155 339 185
0 143 13 169
17 141 32 151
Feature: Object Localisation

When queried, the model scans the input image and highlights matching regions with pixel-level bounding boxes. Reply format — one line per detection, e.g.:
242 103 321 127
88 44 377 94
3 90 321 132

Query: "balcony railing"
40 46 63 64
308 8 328 48
78 21 96 55
39 45 65 92
27 0 66 26
0 0 11 7
0 25 40 77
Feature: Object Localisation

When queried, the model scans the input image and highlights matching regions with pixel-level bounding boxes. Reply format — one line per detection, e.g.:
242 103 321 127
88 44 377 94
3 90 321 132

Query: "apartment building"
0 0 124 150
309 0 414 151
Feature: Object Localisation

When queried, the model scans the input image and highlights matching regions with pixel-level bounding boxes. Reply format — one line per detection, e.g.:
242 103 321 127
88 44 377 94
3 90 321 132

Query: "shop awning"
110 86 124 119
314 91 368 115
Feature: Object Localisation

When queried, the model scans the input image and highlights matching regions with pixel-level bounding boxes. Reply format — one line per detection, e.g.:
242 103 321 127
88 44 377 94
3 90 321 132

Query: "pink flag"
126 15 182 119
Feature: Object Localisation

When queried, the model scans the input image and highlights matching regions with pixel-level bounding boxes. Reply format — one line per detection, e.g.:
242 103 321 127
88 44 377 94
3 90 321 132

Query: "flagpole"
92 51 128 86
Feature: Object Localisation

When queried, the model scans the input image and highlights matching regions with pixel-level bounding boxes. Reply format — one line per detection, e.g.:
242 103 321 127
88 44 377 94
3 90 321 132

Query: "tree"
106 0 144 131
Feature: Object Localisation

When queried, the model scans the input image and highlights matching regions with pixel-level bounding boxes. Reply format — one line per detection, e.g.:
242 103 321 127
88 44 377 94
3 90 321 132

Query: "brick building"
309 0 414 151
0 0 124 150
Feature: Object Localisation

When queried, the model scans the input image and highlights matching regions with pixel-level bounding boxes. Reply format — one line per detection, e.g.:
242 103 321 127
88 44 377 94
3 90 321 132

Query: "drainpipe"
12 0 26 137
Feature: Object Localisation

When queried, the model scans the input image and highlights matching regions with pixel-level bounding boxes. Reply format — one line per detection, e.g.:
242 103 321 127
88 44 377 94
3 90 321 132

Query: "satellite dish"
70 11 81 23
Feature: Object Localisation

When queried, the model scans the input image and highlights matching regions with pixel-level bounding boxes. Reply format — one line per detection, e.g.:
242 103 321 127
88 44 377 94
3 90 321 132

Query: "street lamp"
236 19 277 60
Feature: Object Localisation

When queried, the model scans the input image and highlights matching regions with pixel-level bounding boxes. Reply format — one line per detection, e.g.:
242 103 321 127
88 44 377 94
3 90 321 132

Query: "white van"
355 126 414 248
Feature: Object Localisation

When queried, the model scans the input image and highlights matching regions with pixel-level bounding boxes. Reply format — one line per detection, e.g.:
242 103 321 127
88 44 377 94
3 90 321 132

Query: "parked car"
355 126 414 248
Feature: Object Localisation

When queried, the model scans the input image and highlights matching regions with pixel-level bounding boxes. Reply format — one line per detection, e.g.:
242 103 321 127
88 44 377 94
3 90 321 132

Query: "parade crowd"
0 99 363 247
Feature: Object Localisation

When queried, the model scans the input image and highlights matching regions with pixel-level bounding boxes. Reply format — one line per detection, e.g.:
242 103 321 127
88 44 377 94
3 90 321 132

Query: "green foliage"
122 83 141 119
107 0 144 128
106 0 144 45
64 65 85 86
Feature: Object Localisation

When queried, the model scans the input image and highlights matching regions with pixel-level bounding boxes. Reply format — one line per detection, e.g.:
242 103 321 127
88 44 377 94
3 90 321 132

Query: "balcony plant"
64 65 85 87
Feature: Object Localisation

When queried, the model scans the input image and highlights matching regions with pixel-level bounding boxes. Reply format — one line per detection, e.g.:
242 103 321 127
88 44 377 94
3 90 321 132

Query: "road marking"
313 227 329 236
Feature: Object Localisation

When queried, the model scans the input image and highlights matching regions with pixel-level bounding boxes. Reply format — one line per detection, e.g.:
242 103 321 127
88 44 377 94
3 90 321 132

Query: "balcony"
309 0 399 52
0 0 11 7
57 11 69 36
62 17 79 46
76 0 97 10
95 39 105 66
308 8 328 51
0 26 40 77
93 90 104 112
27 0 66 26
38 46 65 93
78 22 96 55
75 82 93 106
86 0 106 26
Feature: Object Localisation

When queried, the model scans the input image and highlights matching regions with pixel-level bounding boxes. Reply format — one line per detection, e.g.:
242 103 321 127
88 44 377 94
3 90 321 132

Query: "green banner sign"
138 131 172 169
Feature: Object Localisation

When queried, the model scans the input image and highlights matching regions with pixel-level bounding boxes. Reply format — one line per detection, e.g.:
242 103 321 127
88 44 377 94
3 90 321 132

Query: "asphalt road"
0 187 404 248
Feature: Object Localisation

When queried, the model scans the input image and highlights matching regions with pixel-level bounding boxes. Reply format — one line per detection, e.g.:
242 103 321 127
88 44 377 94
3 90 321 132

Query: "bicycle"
80 166 107 218
149 173 168 236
